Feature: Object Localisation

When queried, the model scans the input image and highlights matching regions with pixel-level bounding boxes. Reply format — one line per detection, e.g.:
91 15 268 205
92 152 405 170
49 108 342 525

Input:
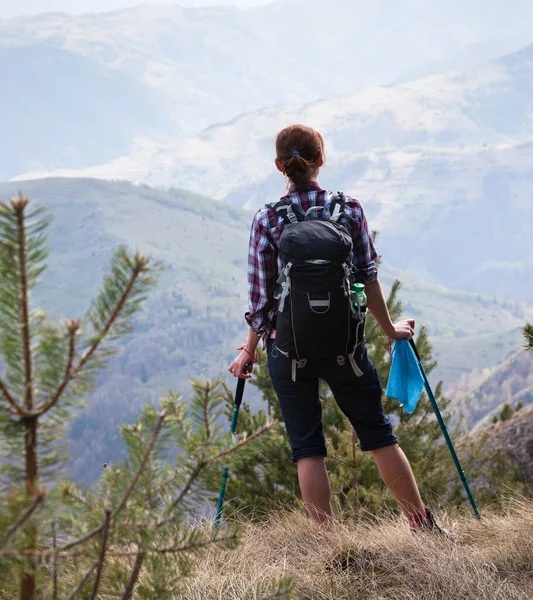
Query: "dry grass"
182 501 533 600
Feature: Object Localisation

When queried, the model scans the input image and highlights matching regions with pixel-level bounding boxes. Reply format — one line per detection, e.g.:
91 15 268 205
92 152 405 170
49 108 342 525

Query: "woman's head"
275 124 325 185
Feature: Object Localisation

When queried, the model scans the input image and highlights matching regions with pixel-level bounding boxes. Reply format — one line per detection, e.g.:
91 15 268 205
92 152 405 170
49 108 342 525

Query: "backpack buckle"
276 263 292 313
291 358 308 382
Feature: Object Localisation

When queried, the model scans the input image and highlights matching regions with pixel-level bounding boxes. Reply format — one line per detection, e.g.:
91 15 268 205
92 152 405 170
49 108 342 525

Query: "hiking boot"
409 508 449 536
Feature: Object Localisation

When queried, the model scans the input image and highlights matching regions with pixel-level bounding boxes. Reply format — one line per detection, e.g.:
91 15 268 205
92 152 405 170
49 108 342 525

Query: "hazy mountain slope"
0 44 174 180
41 40 533 197
32 42 533 301
343 141 533 302
0 177 530 481
456 350 533 431
467 403 533 484
2 0 533 178
390 277 529 388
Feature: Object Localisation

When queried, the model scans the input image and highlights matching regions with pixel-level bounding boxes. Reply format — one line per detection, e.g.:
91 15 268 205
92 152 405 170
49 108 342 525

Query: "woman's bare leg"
297 456 332 523
371 444 425 517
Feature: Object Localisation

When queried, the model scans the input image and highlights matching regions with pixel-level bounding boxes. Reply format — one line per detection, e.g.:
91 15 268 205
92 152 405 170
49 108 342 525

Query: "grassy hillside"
180 505 533 599
382 273 531 386
0 178 529 482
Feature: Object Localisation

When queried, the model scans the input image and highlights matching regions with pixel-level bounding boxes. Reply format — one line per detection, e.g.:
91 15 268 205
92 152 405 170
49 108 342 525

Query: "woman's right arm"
365 280 415 340
350 199 414 340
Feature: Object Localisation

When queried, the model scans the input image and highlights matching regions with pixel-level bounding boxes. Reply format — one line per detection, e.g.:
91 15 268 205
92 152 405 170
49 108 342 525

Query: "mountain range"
15 41 533 302
3 0 533 179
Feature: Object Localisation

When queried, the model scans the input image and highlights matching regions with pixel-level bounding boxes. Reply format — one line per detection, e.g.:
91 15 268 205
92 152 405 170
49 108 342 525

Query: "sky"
0 0 270 18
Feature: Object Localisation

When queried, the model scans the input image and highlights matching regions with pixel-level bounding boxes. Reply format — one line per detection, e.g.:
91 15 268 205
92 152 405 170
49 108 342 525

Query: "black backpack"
270 192 366 380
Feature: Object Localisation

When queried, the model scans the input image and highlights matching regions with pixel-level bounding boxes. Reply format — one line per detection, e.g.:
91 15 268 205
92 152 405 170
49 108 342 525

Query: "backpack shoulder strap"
328 191 347 222
267 200 305 225
328 191 356 224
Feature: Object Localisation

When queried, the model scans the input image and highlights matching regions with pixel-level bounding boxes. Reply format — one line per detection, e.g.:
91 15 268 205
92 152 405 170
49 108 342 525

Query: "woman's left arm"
229 210 276 378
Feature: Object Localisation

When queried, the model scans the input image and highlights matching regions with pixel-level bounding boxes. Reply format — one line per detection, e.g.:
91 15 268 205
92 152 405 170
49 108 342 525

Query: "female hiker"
228 124 442 531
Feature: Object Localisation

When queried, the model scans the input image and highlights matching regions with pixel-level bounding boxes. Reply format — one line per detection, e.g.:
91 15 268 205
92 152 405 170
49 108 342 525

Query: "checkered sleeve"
349 199 379 284
244 208 277 337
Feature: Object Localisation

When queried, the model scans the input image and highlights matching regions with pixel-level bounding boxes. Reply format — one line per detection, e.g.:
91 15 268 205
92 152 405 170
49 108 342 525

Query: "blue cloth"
386 340 425 414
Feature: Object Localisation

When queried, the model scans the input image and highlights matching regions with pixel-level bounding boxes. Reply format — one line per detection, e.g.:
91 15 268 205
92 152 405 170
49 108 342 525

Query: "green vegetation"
0 193 531 599
525 323 533 350
492 401 524 424
0 196 275 599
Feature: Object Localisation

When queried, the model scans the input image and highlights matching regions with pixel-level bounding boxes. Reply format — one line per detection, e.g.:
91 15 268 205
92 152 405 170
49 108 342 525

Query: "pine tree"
0 196 160 598
524 323 533 350
1 378 278 598
0 196 282 599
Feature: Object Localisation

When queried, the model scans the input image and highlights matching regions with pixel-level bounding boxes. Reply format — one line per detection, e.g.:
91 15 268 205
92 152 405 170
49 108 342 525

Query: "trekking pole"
409 339 481 520
214 365 251 528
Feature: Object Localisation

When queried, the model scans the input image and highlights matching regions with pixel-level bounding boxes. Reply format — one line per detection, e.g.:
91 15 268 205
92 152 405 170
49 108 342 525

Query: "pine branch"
36 321 79 416
90 508 111 600
155 421 275 529
76 251 151 377
166 462 205 517
152 466 181 496
121 547 144 600
110 535 240 558
174 402 191 444
203 382 212 443
130 425 155 505
150 534 239 556
12 196 34 412
524 323 533 350
0 200 49 403
65 563 97 600
62 485 95 512
0 547 91 559
1 489 45 547
0 534 240 560
112 409 167 519
203 422 275 467
0 377 26 416
58 523 105 553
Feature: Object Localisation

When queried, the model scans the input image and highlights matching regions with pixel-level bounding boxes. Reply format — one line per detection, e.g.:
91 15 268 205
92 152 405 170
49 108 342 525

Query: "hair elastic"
291 150 301 156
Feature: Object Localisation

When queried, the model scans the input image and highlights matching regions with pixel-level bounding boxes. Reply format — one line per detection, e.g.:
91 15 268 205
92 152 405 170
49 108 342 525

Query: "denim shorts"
267 341 398 462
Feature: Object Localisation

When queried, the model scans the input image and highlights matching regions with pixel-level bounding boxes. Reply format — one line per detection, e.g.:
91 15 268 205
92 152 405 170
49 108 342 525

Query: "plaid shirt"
245 181 379 339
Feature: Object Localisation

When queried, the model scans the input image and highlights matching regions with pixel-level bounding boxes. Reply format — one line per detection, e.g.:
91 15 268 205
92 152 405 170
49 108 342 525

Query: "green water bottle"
351 283 367 312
